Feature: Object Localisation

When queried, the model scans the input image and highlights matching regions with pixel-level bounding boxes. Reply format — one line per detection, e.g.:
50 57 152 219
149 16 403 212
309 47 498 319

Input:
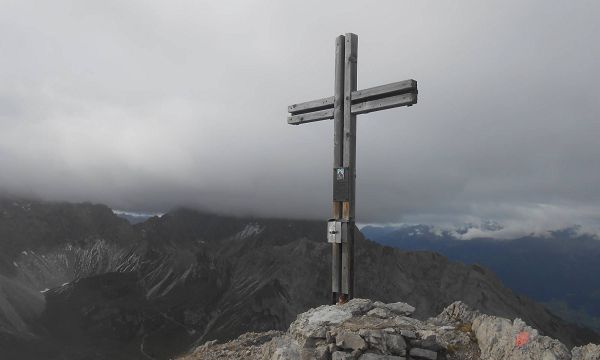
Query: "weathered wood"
341 33 357 298
288 96 334 115
351 80 417 103
287 33 419 304
287 81 418 124
331 35 345 303
333 35 345 169
288 91 416 124
351 92 417 115
287 109 334 125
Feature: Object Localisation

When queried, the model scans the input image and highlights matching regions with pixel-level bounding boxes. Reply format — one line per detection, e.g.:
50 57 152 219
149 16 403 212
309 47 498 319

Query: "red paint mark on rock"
515 331 529 348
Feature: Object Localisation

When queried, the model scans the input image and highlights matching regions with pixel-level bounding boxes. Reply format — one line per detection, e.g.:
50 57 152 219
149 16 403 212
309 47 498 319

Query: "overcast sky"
1 1 599 236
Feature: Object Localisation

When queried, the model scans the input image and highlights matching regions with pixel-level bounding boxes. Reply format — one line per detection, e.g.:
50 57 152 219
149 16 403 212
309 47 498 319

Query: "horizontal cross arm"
288 108 334 125
288 96 334 115
351 92 417 115
351 80 417 103
287 79 418 125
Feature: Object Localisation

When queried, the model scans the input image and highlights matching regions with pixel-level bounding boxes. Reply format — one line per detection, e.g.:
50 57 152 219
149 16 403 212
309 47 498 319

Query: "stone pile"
182 298 600 360
269 298 470 360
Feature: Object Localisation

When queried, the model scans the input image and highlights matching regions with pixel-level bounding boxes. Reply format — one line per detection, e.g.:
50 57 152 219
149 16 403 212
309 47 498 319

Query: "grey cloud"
1 0 600 235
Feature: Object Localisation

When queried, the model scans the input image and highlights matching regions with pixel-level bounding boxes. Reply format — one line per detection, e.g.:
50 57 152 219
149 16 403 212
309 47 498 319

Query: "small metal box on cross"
287 33 418 304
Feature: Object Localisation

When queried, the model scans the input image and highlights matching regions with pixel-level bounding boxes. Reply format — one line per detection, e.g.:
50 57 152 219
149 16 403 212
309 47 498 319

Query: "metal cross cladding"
287 33 418 304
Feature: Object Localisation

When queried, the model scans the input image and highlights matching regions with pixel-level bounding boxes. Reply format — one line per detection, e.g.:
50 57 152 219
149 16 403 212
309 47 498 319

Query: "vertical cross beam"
331 35 345 304
341 33 358 300
287 33 417 305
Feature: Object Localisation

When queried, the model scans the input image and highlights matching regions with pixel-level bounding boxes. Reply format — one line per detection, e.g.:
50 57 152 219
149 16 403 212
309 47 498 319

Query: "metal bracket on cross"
286 33 418 304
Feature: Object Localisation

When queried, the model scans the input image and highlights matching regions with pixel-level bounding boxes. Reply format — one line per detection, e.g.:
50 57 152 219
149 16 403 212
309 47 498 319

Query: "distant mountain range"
0 198 598 359
361 224 600 332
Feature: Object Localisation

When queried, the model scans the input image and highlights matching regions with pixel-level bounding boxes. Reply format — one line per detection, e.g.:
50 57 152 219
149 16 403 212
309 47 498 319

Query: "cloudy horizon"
1 1 600 237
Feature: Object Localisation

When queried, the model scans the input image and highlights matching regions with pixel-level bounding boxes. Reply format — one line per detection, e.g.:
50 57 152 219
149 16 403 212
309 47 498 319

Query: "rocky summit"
181 299 600 360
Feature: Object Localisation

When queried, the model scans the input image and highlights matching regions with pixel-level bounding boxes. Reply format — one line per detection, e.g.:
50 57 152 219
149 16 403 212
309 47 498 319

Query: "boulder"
359 353 406 360
409 347 438 360
571 343 600 360
336 331 367 351
472 315 570 360
332 351 353 360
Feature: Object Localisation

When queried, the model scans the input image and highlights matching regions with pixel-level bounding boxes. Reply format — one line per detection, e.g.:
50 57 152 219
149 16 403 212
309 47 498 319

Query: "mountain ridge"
0 198 597 359
361 224 600 331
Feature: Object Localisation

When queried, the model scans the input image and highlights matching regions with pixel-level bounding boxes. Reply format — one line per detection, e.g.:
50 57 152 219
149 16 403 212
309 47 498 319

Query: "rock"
399 329 416 339
409 347 438 360
313 345 330 360
372 300 415 317
339 298 375 315
332 351 354 360
383 302 415 316
336 331 367 351
359 328 385 349
327 330 336 343
472 314 570 360
351 349 364 358
436 301 480 324
289 304 352 347
571 343 600 360
384 333 406 355
368 307 393 319
177 299 599 360
409 337 444 352
265 335 301 360
359 353 406 359
392 315 421 329
200 339 217 348
358 329 406 355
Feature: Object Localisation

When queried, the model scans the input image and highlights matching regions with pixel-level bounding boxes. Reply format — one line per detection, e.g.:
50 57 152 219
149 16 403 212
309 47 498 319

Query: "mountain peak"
182 298 600 360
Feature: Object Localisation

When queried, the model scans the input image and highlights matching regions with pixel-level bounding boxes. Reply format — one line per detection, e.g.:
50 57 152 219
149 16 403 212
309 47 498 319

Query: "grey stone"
383 302 415 316
359 329 384 349
313 345 330 360
392 315 420 328
351 349 364 358
383 333 406 355
357 329 406 356
436 301 480 324
399 329 416 339
367 307 393 319
409 347 438 360
359 353 406 360
332 351 353 360
409 337 443 352
336 331 367 351
267 335 301 360
572 343 600 360
327 330 336 343
472 315 570 360
289 304 352 347
338 298 375 315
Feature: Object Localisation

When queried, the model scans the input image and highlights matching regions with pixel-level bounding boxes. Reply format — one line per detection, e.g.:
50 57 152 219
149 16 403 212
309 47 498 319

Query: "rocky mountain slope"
361 224 600 331
0 198 598 359
180 298 600 360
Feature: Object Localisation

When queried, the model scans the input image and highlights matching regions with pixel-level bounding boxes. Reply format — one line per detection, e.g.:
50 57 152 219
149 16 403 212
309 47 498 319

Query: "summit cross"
287 33 418 304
